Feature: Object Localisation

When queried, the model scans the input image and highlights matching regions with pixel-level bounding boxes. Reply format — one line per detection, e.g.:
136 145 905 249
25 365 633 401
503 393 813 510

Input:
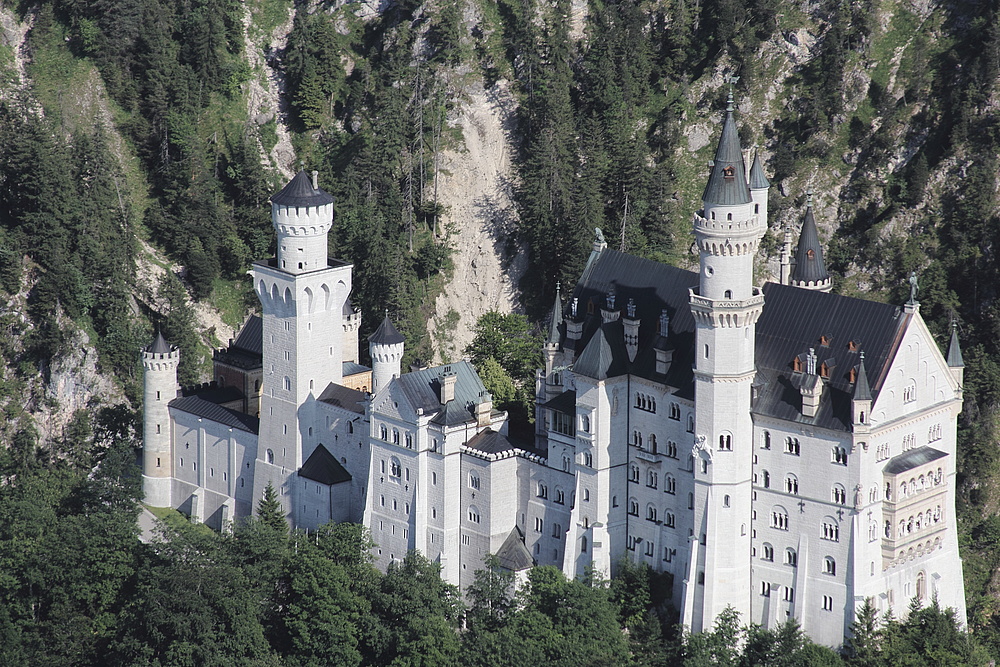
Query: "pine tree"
256 482 286 533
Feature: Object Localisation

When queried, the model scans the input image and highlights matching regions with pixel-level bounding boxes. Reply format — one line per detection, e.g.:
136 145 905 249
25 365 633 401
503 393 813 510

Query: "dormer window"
819 362 830 378
849 367 857 383
723 166 735 180
807 249 816 260
792 357 803 372
848 340 858 351
820 335 830 346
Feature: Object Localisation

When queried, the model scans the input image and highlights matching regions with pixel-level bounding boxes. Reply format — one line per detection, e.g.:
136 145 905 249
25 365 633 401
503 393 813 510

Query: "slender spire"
547 282 564 345
702 91 751 207
854 351 872 401
947 319 964 368
368 312 404 345
749 148 770 190
148 330 172 354
791 193 830 287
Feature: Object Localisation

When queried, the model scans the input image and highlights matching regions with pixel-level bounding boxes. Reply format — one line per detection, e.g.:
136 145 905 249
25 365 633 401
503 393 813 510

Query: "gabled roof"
369 315 405 345
271 170 335 207
299 444 352 485
393 360 487 424
791 203 829 284
148 331 173 354
495 526 534 571
342 361 371 377
317 383 367 414
883 446 947 475
749 150 770 190
754 283 906 430
702 103 751 206
169 395 260 434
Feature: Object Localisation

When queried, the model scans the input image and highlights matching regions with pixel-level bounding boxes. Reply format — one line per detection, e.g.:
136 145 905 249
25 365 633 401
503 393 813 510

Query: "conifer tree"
256 482 286 533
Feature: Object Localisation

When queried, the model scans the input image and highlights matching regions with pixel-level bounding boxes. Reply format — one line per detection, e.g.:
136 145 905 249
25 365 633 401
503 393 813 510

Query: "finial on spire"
627 298 636 319
806 190 814 207
726 75 740 112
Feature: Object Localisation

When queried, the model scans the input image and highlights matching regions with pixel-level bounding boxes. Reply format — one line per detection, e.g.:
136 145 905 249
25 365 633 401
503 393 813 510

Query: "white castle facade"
141 103 967 646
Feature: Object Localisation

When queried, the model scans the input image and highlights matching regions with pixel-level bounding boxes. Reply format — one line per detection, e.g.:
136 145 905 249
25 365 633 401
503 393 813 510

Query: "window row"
635 393 657 413
759 545 837 575
886 506 942 539
378 425 414 449
888 470 944 501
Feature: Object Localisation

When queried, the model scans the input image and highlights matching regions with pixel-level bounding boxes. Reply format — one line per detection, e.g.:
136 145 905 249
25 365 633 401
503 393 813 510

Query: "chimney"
440 367 457 404
311 170 319 190
475 391 493 427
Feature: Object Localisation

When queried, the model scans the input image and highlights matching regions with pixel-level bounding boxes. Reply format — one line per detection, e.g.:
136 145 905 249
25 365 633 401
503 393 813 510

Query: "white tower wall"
142 343 179 508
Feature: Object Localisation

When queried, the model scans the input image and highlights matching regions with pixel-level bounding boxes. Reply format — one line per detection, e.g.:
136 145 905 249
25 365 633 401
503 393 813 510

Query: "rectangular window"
823 595 833 611
784 587 795 603
535 517 543 533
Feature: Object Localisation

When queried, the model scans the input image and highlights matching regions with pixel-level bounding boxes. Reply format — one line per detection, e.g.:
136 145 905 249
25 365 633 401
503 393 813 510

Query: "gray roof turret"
368 313 405 345
791 196 829 285
947 320 964 368
853 352 872 401
702 94 752 206
148 331 173 354
547 283 564 344
749 149 770 190
271 170 335 207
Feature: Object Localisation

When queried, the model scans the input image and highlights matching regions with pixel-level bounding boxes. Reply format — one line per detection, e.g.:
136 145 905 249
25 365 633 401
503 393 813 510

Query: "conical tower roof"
547 284 564 345
369 314 405 345
702 95 751 206
791 199 829 285
271 170 335 207
749 149 770 190
853 352 872 401
148 331 172 354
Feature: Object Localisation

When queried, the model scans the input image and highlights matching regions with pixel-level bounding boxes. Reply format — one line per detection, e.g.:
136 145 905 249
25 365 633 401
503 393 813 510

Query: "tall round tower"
685 90 766 632
272 170 334 274
748 148 770 230
142 331 179 508
369 313 404 394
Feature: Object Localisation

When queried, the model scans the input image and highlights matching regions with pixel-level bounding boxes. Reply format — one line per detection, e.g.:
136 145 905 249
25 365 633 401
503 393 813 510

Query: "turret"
947 320 964 389
851 351 872 430
369 313 404 394
544 283 563 377
790 193 832 292
271 170 335 275
748 148 770 229
779 224 793 285
142 331 179 508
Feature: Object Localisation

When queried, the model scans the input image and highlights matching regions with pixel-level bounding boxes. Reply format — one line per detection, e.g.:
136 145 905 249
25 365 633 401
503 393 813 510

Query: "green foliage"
256 481 287 533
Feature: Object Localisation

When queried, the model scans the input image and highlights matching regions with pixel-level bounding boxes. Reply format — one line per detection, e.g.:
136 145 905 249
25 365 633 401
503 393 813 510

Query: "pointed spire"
854 351 872 401
749 148 770 190
368 312 404 345
547 283 564 344
947 319 964 368
702 92 751 207
148 330 172 354
791 193 830 286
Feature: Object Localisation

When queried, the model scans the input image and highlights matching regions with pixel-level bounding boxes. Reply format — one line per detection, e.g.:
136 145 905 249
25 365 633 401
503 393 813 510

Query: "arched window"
647 469 658 488
832 484 847 505
647 504 657 522
719 433 732 451
785 474 799 495
630 465 640 483
347 421 354 434
762 470 770 488
665 512 675 528
723 494 731 508
824 556 837 575
823 518 840 542
555 487 565 504
581 536 588 553
762 543 774 561
832 446 848 465
649 434 657 454
785 548 798 567
468 505 481 524
629 498 639 516
380 425 388 440
266 449 274 464
724 289 732 299
771 506 789 530
392 429 400 445
666 475 676 494
763 431 771 449
537 482 547 499
687 415 695 433
916 571 926 601
284 376 291 391
389 457 401 479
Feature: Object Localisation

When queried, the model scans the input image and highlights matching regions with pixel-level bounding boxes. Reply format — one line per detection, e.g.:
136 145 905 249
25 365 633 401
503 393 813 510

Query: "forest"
3 0 1000 661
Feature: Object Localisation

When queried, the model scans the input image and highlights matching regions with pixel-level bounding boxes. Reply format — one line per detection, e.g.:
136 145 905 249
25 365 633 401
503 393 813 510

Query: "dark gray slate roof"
749 150 770 190
318 383 367 414
565 249 698 397
542 390 577 415
148 331 173 354
271 170 335 207
495 527 534 571
701 107 751 206
947 324 964 368
233 316 263 355
369 315 405 345
169 395 260 434
181 384 244 405
791 205 829 284
466 429 516 455
562 248 911 431
342 361 371 377
884 446 947 475
299 444 352 485
754 283 906 430
393 361 486 426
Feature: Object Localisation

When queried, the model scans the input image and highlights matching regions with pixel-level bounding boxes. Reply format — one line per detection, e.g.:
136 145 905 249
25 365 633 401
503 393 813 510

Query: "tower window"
724 290 732 299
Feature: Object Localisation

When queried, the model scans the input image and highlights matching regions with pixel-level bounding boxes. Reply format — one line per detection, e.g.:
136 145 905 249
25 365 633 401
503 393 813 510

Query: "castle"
141 98 967 646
